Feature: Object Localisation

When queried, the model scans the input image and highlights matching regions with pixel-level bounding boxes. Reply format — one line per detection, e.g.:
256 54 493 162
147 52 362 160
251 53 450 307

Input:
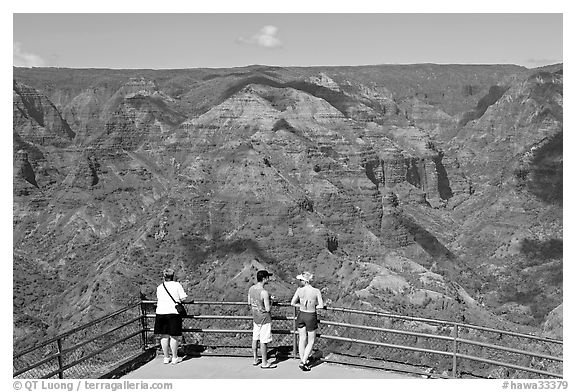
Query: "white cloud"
14 42 46 67
237 25 283 49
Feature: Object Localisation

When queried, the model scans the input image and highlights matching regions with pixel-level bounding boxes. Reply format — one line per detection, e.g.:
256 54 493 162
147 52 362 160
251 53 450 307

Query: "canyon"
13 64 562 358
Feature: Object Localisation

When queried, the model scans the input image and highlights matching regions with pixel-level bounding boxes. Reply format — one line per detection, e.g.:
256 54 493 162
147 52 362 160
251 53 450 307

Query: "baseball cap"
257 270 273 281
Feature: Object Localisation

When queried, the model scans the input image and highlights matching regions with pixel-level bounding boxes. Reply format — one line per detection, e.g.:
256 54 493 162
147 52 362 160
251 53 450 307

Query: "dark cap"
257 270 273 282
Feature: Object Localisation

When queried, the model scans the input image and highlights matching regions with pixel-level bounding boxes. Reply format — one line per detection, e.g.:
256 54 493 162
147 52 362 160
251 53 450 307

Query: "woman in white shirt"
154 268 187 364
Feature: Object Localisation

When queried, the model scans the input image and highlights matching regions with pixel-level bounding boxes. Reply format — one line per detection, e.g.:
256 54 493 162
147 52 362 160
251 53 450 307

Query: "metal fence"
14 300 563 379
318 307 563 378
13 303 143 379
140 300 299 357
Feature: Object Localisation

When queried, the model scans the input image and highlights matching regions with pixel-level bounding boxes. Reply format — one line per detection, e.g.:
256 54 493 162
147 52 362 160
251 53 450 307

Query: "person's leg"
260 341 268 366
160 334 170 358
170 336 181 363
252 339 259 363
297 327 307 363
252 323 261 364
259 323 275 368
302 330 316 365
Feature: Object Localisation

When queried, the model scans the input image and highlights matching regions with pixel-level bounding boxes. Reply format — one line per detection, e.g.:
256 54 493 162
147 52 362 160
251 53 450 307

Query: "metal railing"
140 300 300 361
13 303 143 379
319 307 562 378
14 299 563 379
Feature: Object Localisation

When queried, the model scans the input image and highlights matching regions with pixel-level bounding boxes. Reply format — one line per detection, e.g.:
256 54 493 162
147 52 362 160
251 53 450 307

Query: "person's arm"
290 289 300 307
316 288 324 309
261 289 271 312
247 291 251 306
178 283 187 301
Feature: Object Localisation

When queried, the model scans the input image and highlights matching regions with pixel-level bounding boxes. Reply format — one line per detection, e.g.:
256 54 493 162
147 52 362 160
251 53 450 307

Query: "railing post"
452 323 458 378
293 306 298 359
140 301 148 350
56 338 64 379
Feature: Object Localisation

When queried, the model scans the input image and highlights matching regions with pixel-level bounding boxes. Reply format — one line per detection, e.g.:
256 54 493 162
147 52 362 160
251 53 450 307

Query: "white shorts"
252 322 272 343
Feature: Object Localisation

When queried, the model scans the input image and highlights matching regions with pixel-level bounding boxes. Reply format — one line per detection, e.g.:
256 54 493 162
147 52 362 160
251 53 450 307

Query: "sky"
13 13 563 69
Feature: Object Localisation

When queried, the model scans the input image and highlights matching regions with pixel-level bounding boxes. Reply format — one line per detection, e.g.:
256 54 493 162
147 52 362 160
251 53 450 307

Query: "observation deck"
123 355 410 379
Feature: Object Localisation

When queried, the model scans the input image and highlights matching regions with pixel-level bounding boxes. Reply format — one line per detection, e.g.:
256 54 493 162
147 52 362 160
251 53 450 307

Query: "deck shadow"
181 343 206 358
268 345 293 363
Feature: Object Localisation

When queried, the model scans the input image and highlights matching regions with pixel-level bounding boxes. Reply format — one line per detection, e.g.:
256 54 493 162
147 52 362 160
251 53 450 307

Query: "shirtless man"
290 271 324 371
248 270 276 369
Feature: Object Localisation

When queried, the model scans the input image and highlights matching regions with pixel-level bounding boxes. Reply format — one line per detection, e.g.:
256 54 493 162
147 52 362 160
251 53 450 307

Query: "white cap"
296 271 313 282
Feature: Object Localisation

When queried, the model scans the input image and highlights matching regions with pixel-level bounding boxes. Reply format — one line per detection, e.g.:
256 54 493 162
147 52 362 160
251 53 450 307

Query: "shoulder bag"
163 282 187 317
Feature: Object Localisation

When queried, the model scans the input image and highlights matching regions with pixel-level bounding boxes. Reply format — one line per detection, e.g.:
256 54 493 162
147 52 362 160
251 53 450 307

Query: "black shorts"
296 311 318 331
154 314 183 336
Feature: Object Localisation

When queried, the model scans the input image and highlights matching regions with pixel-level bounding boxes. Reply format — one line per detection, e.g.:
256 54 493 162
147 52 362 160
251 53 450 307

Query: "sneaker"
163 357 171 364
171 357 183 365
260 362 277 369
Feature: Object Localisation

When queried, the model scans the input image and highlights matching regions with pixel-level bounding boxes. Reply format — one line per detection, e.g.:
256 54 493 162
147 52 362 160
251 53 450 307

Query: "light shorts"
252 322 272 343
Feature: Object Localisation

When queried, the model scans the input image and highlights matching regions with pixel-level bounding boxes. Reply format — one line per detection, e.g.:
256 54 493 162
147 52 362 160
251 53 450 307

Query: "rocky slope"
13 64 562 358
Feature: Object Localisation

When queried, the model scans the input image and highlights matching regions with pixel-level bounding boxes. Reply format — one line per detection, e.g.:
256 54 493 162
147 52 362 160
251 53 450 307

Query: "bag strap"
162 282 180 304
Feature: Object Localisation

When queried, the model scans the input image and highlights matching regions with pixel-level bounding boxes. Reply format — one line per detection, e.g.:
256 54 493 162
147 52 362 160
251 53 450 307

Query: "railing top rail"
14 302 141 358
141 300 293 307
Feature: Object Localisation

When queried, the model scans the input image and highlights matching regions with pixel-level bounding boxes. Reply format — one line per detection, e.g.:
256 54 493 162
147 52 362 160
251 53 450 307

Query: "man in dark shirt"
247 270 275 369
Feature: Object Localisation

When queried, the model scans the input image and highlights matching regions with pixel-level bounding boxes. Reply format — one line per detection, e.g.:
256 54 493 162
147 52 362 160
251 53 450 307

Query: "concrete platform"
123 355 414 379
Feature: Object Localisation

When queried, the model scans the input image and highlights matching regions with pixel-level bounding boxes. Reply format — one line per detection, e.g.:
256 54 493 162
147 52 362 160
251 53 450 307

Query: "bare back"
292 285 323 313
